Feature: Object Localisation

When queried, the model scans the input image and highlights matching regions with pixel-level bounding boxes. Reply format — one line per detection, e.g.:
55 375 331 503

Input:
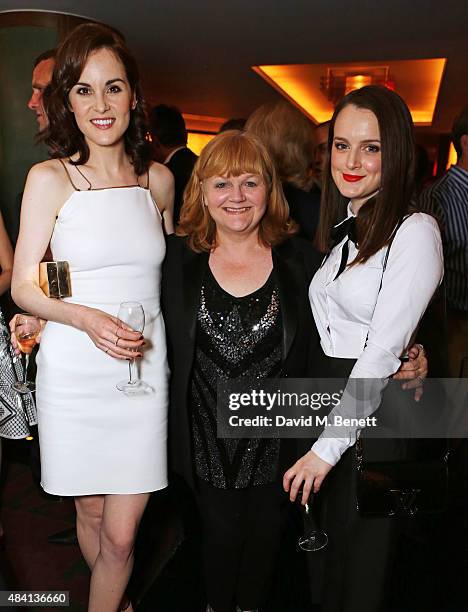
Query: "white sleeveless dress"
36 185 168 495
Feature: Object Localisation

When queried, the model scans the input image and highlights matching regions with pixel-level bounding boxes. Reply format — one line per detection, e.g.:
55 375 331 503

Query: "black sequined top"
190 267 282 489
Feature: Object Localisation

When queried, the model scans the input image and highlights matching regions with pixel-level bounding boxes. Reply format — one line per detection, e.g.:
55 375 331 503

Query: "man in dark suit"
149 105 197 224
3 49 56 251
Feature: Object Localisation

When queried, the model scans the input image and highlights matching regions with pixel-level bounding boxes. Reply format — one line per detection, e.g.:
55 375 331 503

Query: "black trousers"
308 446 399 612
308 353 400 612
195 478 287 612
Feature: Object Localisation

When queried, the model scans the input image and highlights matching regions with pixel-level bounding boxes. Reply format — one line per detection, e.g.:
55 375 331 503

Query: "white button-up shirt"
309 207 444 465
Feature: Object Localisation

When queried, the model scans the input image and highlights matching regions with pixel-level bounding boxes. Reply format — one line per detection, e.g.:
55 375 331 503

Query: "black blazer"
166 148 198 224
162 234 322 488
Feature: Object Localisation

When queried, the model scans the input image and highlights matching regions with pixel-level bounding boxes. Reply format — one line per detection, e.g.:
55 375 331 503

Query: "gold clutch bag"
39 261 72 298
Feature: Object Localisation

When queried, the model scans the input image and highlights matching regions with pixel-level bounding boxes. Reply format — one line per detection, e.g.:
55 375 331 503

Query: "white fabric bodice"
51 186 165 308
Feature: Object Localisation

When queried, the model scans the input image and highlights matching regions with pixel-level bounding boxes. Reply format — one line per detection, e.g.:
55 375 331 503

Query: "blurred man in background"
28 49 56 134
149 105 197 224
419 107 468 377
310 120 330 194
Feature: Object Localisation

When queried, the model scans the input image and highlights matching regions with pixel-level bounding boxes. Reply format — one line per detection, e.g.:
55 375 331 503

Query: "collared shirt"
309 209 443 465
418 165 468 311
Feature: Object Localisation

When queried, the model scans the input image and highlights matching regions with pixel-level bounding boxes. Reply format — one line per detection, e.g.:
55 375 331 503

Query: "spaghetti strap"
58 159 81 191
73 163 93 190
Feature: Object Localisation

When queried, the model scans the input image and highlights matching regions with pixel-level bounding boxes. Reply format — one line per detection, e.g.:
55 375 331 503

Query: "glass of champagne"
12 313 41 394
296 489 328 552
116 301 153 395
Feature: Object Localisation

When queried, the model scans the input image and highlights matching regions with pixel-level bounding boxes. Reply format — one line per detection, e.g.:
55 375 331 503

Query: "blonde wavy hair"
246 101 314 190
177 130 297 252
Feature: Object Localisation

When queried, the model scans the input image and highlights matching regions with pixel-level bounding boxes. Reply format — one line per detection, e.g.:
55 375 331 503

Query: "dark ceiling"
1 0 467 132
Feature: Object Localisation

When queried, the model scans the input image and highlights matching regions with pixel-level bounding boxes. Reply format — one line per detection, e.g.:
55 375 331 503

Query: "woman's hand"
78 308 145 360
283 450 333 504
392 343 427 401
9 314 46 355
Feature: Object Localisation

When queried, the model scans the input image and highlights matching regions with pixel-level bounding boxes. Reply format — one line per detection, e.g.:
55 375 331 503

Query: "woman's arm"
12 161 143 360
0 211 14 296
148 162 175 234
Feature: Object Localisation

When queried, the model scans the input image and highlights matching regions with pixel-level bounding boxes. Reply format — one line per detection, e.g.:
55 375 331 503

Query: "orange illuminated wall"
183 113 226 155
446 143 457 170
187 132 215 155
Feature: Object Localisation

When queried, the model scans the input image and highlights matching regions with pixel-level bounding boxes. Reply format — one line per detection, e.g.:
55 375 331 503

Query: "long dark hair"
315 85 415 264
41 22 151 176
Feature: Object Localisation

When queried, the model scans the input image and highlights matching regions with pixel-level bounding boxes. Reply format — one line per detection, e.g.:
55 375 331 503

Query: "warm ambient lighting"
344 74 372 95
321 66 391 104
183 113 226 133
253 58 447 126
187 132 214 155
446 143 457 170
184 114 226 155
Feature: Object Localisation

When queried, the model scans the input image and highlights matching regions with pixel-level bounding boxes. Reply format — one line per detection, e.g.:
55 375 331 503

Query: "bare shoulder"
24 159 74 215
148 161 174 188
147 162 174 214
27 158 64 182
26 159 72 194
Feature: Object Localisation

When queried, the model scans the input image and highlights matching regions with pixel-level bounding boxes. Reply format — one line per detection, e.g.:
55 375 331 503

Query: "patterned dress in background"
0 307 36 439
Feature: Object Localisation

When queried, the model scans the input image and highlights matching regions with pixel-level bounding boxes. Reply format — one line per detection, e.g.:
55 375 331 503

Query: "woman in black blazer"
162 129 321 612
163 234 321 488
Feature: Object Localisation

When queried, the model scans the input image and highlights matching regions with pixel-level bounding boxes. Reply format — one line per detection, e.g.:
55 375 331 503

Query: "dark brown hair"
177 130 297 252
315 85 415 264
41 22 151 175
149 104 187 147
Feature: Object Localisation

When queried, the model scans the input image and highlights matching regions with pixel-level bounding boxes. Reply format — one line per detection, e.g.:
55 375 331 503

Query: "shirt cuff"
350 342 402 380
311 436 354 466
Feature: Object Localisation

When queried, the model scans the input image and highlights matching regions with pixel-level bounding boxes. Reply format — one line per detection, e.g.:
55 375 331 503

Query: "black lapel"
272 241 300 363
183 248 209 344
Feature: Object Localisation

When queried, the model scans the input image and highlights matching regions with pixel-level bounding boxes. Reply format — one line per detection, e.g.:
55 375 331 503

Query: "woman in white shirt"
283 85 443 611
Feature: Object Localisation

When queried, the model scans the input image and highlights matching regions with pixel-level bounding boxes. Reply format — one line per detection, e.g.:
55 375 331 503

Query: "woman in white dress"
11 24 174 611
284 86 443 610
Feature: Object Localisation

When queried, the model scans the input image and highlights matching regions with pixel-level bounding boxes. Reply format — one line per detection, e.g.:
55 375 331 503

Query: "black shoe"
47 526 78 546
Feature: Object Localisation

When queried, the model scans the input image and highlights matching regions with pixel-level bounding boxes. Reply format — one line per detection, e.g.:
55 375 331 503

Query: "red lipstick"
343 174 364 182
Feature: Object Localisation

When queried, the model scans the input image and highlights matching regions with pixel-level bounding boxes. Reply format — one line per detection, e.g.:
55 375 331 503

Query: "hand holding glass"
296 489 328 552
12 314 41 394
116 302 152 395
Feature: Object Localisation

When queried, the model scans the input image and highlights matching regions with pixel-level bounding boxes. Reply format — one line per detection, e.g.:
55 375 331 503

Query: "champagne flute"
296 489 328 552
116 301 153 395
12 314 41 394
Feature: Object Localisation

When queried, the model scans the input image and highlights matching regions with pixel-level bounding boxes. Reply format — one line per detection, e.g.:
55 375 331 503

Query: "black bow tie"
331 216 357 248
329 216 357 280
